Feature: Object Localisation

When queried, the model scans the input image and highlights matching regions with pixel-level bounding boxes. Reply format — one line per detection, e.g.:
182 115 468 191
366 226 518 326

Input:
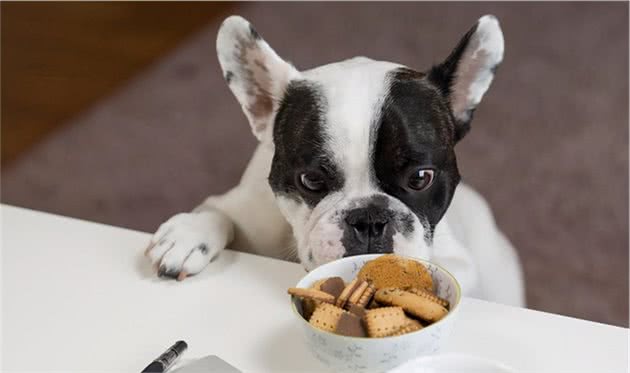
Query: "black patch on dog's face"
373 68 461 238
268 80 344 208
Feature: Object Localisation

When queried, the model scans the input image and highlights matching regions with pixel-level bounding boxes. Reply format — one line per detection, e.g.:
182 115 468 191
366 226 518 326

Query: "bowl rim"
289 253 462 340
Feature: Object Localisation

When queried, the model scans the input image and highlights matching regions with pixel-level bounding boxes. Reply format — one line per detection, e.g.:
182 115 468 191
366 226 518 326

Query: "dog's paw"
144 212 227 280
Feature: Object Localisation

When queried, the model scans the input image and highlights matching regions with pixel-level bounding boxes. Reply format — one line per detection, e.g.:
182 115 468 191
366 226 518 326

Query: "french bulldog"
144 15 525 306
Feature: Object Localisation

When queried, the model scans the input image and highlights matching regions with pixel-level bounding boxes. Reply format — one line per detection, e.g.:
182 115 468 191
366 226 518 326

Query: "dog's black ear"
217 16 300 142
428 15 504 142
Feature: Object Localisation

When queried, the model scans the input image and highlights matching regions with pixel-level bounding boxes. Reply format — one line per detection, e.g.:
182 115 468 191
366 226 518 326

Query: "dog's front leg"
430 219 481 299
144 202 234 280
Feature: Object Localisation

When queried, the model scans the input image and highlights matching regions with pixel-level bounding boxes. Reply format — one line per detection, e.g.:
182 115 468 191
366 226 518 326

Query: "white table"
1 205 628 372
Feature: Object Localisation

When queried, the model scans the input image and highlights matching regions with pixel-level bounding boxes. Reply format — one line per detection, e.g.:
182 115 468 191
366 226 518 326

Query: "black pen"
141 340 188 373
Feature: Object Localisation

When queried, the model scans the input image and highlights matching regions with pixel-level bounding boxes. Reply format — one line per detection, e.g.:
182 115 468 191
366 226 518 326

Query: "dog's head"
216 15 503 270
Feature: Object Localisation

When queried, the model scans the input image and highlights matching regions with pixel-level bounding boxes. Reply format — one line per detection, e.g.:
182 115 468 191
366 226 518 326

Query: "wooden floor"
1 2 234 166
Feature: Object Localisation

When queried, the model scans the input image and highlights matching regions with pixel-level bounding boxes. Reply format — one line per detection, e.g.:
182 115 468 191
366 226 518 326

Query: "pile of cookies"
288 255 450 338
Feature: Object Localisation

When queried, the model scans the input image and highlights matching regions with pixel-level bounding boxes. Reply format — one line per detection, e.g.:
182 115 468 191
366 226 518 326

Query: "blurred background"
1 2 628 326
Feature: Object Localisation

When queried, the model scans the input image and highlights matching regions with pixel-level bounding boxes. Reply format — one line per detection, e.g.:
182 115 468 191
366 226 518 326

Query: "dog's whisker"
276 242 299 262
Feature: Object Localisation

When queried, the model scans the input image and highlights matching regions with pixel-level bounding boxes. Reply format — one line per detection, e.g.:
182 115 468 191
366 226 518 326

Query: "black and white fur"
145 15 525 306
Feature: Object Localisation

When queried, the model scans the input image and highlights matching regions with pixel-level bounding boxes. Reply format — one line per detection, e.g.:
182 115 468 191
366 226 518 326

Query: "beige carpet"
2 2 628 326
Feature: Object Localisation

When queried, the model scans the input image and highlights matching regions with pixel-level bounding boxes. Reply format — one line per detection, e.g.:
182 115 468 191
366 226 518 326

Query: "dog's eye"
299 172 326 193
408 168 435 191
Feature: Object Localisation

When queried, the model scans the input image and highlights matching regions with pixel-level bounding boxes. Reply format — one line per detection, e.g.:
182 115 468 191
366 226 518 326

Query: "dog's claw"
157 265 184 280
157 265 168 278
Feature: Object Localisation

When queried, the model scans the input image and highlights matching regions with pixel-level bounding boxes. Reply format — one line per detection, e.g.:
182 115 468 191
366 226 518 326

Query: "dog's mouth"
303 234 397 271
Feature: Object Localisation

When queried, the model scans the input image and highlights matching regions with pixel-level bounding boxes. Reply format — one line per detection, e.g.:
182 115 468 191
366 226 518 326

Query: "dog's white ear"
429 15 504 142
217 16 300 142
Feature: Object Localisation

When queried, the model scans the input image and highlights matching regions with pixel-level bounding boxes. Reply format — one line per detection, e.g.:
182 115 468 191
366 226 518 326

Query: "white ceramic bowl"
291 254 462 373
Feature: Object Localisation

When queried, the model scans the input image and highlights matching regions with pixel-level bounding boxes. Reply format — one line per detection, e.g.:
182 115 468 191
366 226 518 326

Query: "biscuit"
389 320 423 336
309 303 345 333
357 283 376 307
347 303 367 318
364 307 407 338
301 298 318 320
374 316 423 337
404 317 424 331
301 278 331 319
367 298 381 309
407 287 449 309
335 312 367 337
319 277 346 299
310 278 328 290
348 280 369 306
288 287 335 304
336 278 361 308
357 254 433 291
374 288 448 322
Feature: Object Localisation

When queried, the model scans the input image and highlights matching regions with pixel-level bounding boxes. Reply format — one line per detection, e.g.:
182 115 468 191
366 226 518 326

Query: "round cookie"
358 254 433 291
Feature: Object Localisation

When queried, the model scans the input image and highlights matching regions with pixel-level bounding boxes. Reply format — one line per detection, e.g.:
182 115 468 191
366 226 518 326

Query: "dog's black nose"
345 207 391 244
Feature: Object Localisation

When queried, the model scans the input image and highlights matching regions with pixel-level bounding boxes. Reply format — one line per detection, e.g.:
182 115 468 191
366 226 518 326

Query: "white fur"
280 58 425 269
145 15 525 307
306 58 401 197
451 15 504 124
468 15 504 102
146 211 233 275
216 16 301 142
